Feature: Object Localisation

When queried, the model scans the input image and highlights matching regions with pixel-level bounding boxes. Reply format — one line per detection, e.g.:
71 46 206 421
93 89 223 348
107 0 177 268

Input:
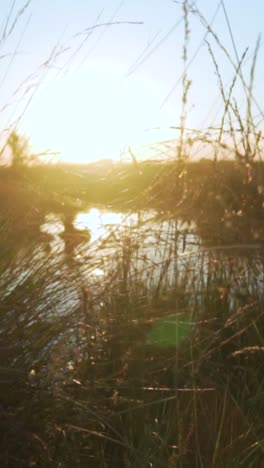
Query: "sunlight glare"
75 208 122 242
75 208 139 242
22 64 175 164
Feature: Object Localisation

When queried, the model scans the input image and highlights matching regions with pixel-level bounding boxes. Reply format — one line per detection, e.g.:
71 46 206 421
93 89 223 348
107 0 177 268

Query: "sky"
0 0 263 163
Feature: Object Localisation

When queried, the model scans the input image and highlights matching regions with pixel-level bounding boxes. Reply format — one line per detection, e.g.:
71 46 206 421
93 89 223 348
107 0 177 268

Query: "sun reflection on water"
74 208 138 242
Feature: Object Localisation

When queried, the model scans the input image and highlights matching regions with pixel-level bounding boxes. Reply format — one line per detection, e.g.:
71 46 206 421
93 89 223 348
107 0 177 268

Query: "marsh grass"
1 1 264 467
1 209 264 466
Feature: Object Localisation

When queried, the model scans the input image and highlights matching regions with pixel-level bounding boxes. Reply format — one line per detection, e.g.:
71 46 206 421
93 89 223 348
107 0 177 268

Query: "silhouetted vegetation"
1 1 264 467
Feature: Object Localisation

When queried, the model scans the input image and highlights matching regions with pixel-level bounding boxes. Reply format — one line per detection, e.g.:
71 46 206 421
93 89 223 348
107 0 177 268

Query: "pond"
40 206 199 278
2 205 263 321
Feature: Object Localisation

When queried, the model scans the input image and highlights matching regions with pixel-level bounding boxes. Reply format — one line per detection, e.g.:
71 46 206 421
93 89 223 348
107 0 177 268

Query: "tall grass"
1 1 264 467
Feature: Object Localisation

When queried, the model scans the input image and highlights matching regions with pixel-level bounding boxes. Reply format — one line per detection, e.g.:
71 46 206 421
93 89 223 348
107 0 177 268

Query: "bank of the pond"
1 161 264 466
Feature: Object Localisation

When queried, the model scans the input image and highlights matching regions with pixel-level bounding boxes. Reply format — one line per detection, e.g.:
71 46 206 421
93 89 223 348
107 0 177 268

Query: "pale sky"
0 0 263 163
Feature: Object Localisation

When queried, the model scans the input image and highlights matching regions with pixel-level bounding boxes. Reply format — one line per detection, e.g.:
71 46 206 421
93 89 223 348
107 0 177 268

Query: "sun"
20 63 176 164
